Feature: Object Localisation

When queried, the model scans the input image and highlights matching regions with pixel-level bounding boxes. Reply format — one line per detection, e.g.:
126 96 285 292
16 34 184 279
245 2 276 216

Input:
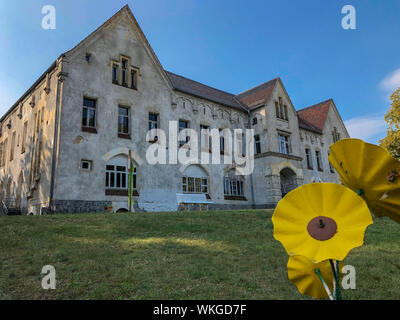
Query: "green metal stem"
335 260 341 300
315 268 334 300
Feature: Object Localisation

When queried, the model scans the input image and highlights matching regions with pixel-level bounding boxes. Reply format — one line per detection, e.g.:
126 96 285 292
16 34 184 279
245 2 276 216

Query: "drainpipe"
49 58 67 211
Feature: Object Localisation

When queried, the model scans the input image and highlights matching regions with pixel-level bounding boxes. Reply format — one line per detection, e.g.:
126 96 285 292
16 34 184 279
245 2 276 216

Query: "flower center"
307 216 337 241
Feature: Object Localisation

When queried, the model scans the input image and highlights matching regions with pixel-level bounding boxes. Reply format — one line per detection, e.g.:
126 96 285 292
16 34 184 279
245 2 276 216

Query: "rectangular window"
284 105 288 120
182 176 208 194
200 125 210 150
131 69 137 89
21 121 27 154
121 59 127 85
106 165 136 190
10 132 15 161
279 134 290 154
316 150 323 171
112 64 118 83
306 148 313 169
82 98 96 129
224 178 244 196
329 152 335 173
276 98 288 121
149 113 158 130
220 129 225 154
148 113 159 142
179 120 189 146
80 160 92 171
254 135 261 154
118 106 130 135
3 138 7 167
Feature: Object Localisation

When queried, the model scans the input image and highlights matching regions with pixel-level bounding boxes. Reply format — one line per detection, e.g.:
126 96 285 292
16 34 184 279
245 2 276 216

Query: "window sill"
82 126 97 134
105 189 139 196
118 133 131 140
112 82 137 91
224 195 247 201
277 117 289 122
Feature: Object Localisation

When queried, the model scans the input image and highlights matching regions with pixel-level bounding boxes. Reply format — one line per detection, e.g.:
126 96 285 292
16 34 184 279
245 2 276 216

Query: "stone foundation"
51 200 111 214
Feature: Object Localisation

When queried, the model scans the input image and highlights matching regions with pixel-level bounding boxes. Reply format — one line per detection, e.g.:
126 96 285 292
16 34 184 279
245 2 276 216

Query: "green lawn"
0 210 399 300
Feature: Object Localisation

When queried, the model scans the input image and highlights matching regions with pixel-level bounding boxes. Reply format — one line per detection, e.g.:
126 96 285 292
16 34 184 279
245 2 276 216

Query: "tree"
380 87 400 160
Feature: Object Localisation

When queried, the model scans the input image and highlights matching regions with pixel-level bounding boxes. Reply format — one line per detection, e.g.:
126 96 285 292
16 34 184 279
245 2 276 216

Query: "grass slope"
0 210 399 300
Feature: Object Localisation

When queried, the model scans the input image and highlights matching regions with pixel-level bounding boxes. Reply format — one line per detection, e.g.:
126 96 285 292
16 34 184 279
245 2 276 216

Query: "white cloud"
344 114 387 143
380 68 400 92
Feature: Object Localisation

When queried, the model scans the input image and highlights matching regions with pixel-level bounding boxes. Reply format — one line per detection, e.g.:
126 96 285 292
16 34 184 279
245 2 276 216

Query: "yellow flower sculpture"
329 138 400 223
272 183 373 263
287 255 343 299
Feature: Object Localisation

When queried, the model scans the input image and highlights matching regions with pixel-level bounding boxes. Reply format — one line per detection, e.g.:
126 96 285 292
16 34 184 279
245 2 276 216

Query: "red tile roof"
297 99 332 132
235 78 278 110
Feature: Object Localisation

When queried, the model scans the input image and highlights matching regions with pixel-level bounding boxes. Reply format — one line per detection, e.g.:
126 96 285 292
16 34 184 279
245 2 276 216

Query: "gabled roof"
235 78 278 110
64 5 173 90
297 99 332 132
297 116 323 134
166 71 246 111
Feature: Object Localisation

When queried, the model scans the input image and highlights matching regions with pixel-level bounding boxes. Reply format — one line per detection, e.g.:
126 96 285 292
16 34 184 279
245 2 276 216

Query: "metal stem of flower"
329 259 337 295
329 260 341 300
335 260 341 300
315 268 334 300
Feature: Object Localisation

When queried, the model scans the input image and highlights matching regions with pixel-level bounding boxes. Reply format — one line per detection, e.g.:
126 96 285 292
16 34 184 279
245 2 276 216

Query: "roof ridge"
63 5 128 56
298 98 332 112
236 77 279 98
165 70 237 97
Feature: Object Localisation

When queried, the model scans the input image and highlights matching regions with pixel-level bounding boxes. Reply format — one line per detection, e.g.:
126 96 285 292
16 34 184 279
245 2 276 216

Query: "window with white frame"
224 171 244 196
105 155 137 190
279 134 291 154
80 159 92 171
182 165 208 194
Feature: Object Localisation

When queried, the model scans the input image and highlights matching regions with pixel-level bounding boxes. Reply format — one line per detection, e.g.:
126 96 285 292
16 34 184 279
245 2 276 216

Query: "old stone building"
0 5 348 214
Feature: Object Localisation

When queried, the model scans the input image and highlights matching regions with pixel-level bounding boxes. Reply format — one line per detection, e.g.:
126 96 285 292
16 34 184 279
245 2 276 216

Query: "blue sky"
1 0 399 143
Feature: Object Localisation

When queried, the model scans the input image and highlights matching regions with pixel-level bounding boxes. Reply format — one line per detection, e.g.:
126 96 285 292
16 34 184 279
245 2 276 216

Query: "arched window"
224 170 244 196
105 154 137 194
182 165 208 194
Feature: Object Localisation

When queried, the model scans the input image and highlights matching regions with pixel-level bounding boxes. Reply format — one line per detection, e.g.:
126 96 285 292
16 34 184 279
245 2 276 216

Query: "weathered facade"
0 6 349 214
